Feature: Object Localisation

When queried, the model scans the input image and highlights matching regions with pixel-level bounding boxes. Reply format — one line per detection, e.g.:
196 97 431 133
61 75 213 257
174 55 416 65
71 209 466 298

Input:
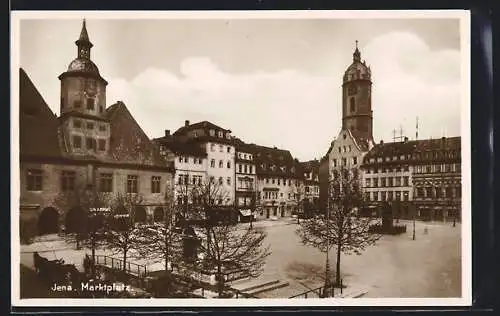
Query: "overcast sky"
19 15 464 161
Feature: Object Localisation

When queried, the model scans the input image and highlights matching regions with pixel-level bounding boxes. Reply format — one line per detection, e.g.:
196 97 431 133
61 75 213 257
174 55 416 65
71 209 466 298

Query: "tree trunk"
123 249 127 272
217 264 224 297
91 238 96 277
335 242 341 286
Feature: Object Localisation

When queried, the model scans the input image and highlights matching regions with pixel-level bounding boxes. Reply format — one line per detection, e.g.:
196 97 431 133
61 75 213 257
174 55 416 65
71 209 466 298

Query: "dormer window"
218 131 223 138
209 129 215 136
226 133 231 140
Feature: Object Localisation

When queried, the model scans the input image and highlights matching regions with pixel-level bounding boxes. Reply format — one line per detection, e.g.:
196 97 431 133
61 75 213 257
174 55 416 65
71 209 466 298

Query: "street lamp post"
411 188 416 240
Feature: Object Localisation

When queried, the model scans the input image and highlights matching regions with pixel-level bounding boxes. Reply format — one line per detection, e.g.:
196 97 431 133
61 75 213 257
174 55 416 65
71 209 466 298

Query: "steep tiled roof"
362 137 461 165
173 120 230 136
153 136 207 158
233 137 255 153
349 128 372 152
245 143 303 179
173 120 233 145
19 68 63 158
104 101 170 167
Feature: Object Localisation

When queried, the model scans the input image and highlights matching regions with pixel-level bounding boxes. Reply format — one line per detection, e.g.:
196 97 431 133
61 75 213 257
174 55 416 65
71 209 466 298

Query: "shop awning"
239 209 252 217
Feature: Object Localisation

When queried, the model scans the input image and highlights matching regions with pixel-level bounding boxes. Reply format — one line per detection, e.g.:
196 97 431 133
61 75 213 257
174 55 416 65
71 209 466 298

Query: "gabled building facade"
19 21 174 237
246 144 304 219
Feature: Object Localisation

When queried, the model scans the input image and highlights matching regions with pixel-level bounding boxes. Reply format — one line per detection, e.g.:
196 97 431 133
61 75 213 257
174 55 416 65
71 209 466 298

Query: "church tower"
341 41 373 143
58 20 110 157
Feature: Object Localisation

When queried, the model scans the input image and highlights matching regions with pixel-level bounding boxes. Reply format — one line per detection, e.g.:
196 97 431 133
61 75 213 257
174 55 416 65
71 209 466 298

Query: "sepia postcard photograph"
11 10 471 308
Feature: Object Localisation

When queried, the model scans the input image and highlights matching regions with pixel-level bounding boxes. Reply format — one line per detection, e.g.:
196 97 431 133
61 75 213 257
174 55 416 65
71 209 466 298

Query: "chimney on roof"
185 120 190 127
165 129 170 137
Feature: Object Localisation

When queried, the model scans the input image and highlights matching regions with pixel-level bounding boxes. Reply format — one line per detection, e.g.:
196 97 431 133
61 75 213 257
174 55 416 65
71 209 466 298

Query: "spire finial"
353 40 361 62
355 40 358 49
79 18 90 42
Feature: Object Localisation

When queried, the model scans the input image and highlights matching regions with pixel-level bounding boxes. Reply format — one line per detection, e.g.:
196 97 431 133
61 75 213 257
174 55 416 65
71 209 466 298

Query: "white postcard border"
11 9 472 308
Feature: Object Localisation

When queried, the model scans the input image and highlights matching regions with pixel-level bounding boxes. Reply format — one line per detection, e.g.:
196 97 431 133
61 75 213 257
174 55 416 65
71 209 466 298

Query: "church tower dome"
341 40 374 144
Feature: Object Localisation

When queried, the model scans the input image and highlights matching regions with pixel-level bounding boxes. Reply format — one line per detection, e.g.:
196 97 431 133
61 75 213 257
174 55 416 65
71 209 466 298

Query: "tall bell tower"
341 41 373 143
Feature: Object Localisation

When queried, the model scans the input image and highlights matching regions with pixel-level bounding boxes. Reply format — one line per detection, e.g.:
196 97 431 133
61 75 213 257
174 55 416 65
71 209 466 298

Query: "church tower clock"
58 20 110 157
342 41 373 143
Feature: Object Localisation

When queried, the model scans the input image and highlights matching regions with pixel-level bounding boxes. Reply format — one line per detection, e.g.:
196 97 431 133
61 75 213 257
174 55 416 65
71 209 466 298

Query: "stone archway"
65 206 86 233
134 206 147 223
38 207 60 235
153 207 164 222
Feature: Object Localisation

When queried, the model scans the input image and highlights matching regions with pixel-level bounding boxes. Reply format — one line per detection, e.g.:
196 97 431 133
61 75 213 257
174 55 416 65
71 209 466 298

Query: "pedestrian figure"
424 227 428 235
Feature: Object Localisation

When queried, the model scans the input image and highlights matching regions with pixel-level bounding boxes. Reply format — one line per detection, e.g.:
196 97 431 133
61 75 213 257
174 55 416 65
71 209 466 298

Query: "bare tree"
197 223 271 297
296 166 381 286
135 183 183 270
190 178 271 297
53 183 110 265
104 192 144 272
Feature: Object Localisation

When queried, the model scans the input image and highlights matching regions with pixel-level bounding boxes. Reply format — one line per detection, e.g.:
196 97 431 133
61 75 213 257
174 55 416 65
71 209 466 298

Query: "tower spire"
75 19 93 59
353 40 361 62
79 19 89 42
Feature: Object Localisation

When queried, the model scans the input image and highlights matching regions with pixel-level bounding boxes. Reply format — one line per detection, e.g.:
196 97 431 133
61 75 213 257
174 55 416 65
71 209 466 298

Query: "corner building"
360 136 461 221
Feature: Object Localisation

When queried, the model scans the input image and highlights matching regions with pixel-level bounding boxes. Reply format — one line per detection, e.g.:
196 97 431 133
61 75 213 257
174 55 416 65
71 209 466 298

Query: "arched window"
350 97 356 113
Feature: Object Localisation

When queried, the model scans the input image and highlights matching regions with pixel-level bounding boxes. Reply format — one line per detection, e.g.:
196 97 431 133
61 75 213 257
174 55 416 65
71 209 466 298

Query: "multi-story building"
360 137 415 218
299 160 320 216
234 139 257 221
170 120 236 208
327 43 375 188
360 136 461 221
153 129 208 208
247 145 303 219
411 137 461 222
19 20 174 237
